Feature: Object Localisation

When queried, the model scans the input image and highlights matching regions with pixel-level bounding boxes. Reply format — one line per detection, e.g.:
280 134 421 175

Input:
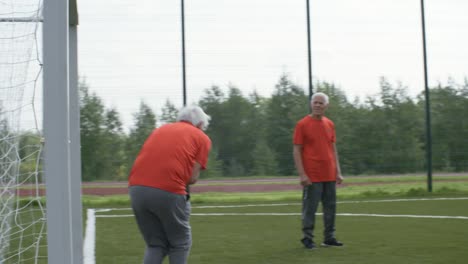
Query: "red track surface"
15 177 468 197
17 179 302 196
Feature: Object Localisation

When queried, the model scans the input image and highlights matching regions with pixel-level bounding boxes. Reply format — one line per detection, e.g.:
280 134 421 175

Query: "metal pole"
420 0 433 192
306 0 313 102
181 0 190 196
69 25 84 263
43 0 81 262
0 17 43 22
181 0 187 106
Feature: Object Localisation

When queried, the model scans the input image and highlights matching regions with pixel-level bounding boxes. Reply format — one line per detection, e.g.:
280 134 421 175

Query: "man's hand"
300 174 311 186
189 162 202 185
336 174 344 184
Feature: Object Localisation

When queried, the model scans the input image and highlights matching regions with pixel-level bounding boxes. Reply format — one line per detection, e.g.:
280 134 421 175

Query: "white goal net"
0 0 45 263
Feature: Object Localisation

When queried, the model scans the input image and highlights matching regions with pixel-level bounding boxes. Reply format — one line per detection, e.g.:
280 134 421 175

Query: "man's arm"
293 144 310 186
333 143 344 184
188 162 202 185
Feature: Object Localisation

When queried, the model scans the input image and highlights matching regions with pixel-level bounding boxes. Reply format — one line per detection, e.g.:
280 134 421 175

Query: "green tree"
251 139 278 176
160 99 178 124
101 108 127 180
357 78 423 174
222 86 258 175
247 91 278 175
79 80 106 181
126 101 157 170
426 81 468 171
199 85 225 149
201 146 223 178
265 74 308 175
199 86 229 175
199 85 263 176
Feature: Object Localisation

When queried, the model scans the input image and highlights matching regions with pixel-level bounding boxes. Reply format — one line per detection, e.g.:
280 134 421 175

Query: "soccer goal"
0 0 46 263
0 0 82 263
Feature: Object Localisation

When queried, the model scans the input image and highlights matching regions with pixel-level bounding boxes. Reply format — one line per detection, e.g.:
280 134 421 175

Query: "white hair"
311 92 329 105
176 105 211 130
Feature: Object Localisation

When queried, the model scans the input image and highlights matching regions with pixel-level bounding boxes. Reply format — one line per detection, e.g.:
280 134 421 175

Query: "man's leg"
168 247 190 264
129 186 169 264
302 183 323 240
143 246 167 264
322 181 337 241
161 194 192 264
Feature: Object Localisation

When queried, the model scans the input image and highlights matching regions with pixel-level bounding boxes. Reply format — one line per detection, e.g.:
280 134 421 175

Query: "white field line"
83 209 96 264
336 213 468 220
339 197 468 204
94 213 468 220
97 197 468 211
83 208 114 264
83 197 468 264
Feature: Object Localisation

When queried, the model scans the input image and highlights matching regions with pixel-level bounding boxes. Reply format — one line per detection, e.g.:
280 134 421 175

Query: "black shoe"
301 238 316 249
321 239 344 247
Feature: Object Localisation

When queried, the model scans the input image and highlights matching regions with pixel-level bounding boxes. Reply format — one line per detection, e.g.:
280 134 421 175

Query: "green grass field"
83 175 468 263
91 197 468 264
82 174 468 206
6 175 468 263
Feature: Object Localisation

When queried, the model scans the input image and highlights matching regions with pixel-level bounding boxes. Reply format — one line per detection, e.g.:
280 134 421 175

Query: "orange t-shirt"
293 116 337 182
128 121 211 195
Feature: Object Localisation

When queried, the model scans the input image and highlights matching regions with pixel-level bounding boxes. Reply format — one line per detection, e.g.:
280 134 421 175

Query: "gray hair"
176 105 211 130
311 92 329 105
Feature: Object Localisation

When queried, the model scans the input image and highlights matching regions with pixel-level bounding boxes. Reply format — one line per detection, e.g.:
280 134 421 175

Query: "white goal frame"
43 0 82 263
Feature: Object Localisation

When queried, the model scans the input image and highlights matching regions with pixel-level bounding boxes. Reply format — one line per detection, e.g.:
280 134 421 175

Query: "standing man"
293 92 344 249
128 105 211 264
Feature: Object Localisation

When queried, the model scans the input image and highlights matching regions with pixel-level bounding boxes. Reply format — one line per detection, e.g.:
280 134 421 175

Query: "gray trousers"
129 186 191 264
302 181 337 241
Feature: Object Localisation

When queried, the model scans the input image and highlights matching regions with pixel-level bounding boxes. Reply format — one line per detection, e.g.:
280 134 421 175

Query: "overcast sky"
78 0 468 128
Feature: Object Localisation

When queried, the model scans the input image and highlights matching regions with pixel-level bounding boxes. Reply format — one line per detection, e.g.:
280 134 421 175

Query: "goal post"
43 0 82 263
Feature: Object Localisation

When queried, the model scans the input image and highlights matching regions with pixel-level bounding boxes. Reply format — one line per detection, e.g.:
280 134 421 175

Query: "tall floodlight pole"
181 0 190 196
420 0 433 192
306 0 313 103
181 0 187 106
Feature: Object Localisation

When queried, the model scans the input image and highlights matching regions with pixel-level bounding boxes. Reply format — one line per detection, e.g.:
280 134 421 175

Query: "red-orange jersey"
293 116 337 182
128 121 211 195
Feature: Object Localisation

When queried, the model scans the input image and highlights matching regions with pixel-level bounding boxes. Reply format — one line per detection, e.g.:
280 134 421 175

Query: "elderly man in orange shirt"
128 105 211 264
293 92 344 250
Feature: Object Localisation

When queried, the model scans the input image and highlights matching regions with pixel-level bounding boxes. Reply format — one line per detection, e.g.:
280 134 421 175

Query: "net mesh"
0 0 46 263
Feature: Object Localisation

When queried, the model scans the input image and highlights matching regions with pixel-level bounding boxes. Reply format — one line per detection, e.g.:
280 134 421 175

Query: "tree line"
13 75 468 181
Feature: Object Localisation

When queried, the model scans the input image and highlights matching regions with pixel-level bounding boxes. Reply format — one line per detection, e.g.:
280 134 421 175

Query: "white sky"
78 0 468 128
